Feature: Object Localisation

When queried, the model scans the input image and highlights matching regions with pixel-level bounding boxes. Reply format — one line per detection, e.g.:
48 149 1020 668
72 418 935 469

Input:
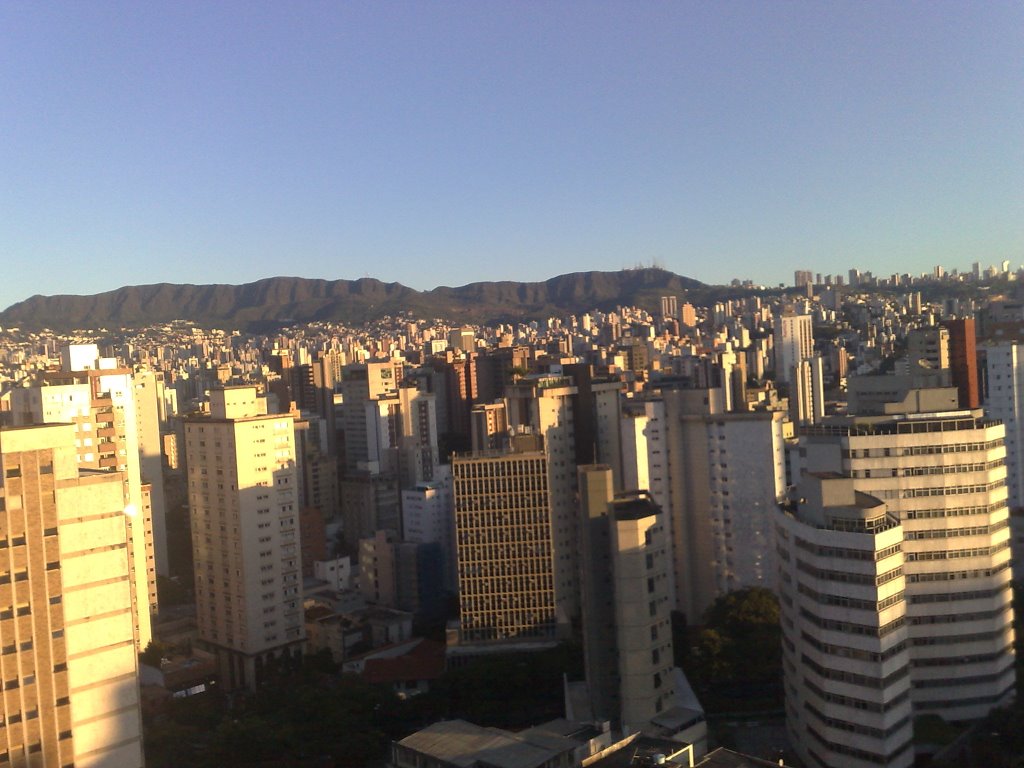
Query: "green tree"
681 588 782 712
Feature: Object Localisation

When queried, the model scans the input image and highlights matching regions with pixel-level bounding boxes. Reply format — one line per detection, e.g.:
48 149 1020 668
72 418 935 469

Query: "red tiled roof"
361 639 445 684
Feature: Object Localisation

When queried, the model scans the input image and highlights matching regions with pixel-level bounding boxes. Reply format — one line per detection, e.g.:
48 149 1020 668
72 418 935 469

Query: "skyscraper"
451 437 560 647
984 340 1024 572
185 387 304 690
578 467 677 733
776 473 913 768
660 295 678 320
800 389 1015 723
773 311 814 385
11 345 157 650
504 375 582 623
0 424 145 767
794 270 814 289
650 386 786 620
944 318 981 409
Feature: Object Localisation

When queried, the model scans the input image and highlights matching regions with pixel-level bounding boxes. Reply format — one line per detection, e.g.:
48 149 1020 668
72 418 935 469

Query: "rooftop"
396 719 577 768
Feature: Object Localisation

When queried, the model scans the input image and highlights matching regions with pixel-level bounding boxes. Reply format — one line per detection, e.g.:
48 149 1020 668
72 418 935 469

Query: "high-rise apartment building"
776 473 913 768
794 270 814 289
801 392 1015 723
902 327 950 374
660 296 678 320
397 383 439 485
339 360 403 473
653 387 786 620
0 424 145 767
680 303 697 328
577 467 677 733
983 341 1024 572
402 465 456 590
358 529 444 619
469 402 508 452
773 311 814 385
452 437 560 646
132 368 170 577
185 387 304 690
790 355 825 426
11 345 157 650
945 318 981 409
504 375 581 623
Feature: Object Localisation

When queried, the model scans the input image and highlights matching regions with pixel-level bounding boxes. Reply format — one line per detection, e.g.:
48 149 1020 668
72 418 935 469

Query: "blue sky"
1 2 1021 309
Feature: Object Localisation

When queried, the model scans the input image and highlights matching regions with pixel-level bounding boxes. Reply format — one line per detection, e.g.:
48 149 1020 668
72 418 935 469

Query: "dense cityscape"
0 261 1021 767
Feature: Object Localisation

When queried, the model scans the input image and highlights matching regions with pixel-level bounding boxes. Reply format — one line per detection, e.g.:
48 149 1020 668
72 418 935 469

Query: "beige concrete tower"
11 346 156 651
185 386 304 691
0 424 144 767
577 466 676 733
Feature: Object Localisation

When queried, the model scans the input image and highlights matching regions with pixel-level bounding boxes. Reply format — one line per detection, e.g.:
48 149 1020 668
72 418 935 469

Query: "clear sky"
1 2 1021 310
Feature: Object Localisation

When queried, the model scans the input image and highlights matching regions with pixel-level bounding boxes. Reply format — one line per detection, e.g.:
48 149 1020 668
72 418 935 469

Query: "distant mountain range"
0 268 706 331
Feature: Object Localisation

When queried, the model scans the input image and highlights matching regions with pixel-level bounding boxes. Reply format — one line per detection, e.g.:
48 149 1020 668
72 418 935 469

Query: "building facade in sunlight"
0 424 144 767
185 386 305 691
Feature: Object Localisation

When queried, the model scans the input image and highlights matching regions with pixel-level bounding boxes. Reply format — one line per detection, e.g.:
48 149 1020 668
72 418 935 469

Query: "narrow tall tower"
577 466 678 734
945 318 980 409
773 311 814 384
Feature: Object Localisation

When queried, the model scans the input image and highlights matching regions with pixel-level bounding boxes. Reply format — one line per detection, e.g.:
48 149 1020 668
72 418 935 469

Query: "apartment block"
801 398 1015 722
577 467 677 734
774 311 814 385
10 346 157 650
0 424 144 767
776 473 913 768
185 387 304 690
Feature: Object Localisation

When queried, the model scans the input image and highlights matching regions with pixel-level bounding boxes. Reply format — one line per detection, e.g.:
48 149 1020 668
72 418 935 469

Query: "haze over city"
2 2 1022 310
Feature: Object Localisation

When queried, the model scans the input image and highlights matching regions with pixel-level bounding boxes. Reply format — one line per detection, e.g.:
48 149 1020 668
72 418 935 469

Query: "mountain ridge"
0 269 705 330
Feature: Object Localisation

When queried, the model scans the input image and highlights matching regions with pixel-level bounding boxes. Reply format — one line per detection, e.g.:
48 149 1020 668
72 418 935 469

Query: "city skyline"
1 265 1023 764
2 2 1022 311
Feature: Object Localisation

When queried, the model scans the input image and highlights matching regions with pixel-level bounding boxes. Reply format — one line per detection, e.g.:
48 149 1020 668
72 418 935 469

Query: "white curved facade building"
801 409 1016 723
777 473 914 768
